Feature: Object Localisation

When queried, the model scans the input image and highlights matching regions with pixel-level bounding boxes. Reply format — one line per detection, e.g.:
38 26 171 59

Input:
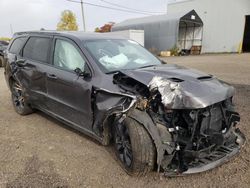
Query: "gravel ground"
0 53 249 188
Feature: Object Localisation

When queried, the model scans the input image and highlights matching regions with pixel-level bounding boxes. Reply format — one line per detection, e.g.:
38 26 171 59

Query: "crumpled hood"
119 64 235 109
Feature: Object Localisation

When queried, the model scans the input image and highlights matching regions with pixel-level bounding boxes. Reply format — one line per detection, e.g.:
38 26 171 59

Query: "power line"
100 0 165 14
67 0 153 15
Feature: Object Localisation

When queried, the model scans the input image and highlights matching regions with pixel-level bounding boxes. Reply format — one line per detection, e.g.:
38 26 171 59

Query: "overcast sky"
0 0 180 37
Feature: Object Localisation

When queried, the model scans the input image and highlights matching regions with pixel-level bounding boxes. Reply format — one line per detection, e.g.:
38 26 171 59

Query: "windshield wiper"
106 70 120 74
138 65 156 69
106 65 156 74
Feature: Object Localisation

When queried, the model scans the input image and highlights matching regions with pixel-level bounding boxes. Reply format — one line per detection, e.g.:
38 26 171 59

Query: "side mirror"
15 59 26 67
74 67 91 78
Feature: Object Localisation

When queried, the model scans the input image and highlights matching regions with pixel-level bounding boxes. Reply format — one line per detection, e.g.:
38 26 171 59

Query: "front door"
46 37 93 130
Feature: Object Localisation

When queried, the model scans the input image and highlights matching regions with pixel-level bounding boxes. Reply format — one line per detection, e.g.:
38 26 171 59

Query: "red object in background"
95 22 115 33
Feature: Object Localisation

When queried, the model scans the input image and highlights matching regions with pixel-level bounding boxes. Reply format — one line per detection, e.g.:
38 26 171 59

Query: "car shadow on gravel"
35 111 125 174
36 111 103 146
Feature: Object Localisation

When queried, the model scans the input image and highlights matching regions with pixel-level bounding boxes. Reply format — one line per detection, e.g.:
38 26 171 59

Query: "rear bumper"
165 128 246 176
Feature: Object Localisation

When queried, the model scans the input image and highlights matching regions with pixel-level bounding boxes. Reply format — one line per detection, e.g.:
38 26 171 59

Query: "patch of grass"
170 45 179 56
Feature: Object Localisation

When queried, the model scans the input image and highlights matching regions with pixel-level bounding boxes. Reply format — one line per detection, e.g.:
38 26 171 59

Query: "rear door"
46 37 93 130
5 36 27 82
20 36 52 109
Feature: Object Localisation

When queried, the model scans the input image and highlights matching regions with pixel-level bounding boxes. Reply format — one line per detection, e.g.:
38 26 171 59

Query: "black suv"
4 31 245 176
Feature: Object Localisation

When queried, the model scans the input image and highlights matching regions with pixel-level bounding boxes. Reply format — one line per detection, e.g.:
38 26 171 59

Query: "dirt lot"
0 54 249 188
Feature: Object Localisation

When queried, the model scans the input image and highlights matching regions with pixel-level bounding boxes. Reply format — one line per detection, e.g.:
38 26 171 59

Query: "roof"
14 31 126 41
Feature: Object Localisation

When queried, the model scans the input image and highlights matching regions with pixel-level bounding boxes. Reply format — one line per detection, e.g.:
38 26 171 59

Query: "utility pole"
80 0 86 32
67 0 86 32
10 24 13 35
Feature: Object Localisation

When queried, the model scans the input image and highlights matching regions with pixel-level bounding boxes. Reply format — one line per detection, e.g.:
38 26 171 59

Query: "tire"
11 80 33 115
0 56 3 67
113 117 156 176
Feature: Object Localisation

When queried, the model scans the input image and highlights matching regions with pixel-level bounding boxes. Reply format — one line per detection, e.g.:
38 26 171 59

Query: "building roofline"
168 0 195 6
113 9 202 29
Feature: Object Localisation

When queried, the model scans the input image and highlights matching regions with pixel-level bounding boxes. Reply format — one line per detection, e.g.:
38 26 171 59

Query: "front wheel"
11 80 33 115
113 117 156 176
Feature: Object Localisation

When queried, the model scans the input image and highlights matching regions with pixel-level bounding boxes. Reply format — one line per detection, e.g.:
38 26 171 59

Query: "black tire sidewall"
0 56 3 67
113 117 155 176
115 119 134 173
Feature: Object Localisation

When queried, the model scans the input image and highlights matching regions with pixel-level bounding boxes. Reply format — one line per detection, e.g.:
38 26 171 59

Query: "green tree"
57 10 78 31
0 37 11 41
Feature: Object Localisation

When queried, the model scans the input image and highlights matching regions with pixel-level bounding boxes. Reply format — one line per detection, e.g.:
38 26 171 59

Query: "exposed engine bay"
149 100 243 175
110 67 245 175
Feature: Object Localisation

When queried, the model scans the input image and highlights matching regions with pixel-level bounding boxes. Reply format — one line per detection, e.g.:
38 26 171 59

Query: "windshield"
83 39 162 73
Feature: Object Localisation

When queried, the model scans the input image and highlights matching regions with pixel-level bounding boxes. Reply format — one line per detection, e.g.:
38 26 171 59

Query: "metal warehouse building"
112 10 204 54
168 0 250 53
113 0 250 53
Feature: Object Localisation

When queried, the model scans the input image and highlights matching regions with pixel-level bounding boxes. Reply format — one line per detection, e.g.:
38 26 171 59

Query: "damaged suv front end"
112 64 245 176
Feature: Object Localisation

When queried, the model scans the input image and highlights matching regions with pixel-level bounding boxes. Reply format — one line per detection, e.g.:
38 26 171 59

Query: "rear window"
23 37 51 63
9 37 26 54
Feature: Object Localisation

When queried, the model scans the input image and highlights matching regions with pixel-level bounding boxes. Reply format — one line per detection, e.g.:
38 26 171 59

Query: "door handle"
47 74 58 80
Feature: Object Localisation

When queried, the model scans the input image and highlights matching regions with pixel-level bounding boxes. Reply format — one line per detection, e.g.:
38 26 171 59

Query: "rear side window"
23 37 51 63
9 37 26 54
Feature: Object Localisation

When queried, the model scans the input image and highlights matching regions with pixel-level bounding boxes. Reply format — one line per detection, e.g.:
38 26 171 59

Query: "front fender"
128 109 175 171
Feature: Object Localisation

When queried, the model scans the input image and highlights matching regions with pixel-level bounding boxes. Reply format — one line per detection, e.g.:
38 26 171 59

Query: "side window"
9 37 26 54
23 37 50 63
53 39 86 71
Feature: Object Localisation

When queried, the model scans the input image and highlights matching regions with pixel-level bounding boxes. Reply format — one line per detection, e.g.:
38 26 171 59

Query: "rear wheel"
0 56 3 67
113 117 156 176
11 80 33 115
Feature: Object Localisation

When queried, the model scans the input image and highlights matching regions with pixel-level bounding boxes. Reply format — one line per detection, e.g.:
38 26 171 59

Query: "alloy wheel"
114 122 133 167
12 82 25 109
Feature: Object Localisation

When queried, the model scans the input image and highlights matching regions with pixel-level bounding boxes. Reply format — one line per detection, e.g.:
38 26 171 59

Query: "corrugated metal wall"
168 0 250 53
112 13 181 52
113 10 203 52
